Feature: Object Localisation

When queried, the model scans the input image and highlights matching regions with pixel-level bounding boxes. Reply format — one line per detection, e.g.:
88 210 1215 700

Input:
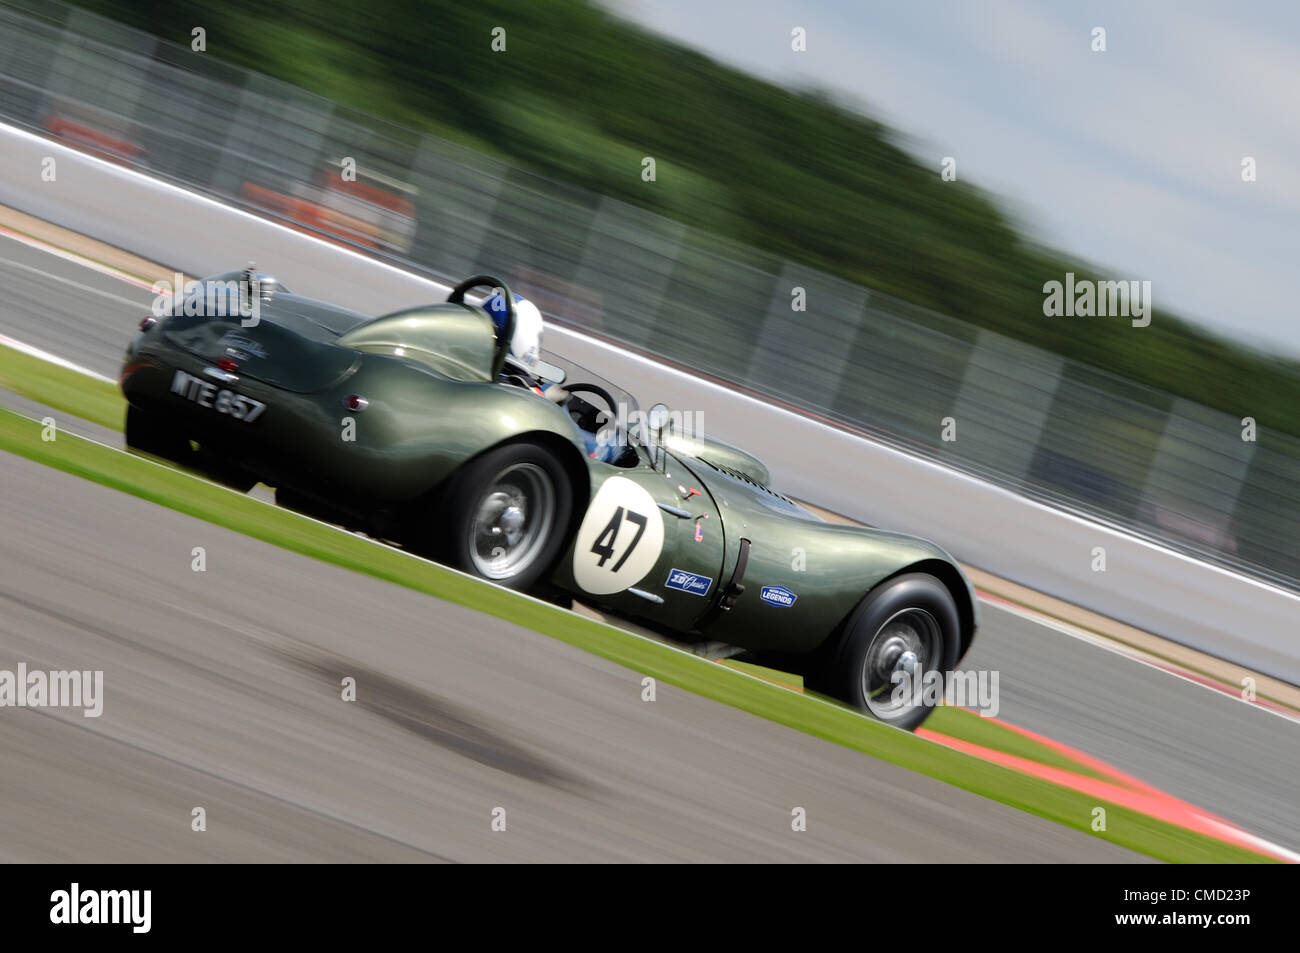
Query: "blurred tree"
61 0 1300 433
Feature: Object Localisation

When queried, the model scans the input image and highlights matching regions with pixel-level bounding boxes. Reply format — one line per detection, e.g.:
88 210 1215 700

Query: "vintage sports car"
120 271 978 729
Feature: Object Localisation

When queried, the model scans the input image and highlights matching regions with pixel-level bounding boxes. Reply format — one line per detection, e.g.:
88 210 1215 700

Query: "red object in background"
44 117 144 167
240 170 417 255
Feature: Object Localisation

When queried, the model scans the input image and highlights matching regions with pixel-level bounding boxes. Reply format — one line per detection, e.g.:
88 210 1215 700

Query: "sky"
608 0 1300 357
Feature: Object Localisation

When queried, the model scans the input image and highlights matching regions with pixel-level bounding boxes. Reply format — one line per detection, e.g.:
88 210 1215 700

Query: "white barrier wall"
3 122 1297 682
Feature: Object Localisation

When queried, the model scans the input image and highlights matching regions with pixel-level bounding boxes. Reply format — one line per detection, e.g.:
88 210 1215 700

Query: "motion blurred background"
1 0 1296 587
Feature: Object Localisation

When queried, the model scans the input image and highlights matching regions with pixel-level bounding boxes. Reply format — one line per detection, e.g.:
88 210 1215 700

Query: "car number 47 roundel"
572 477 665 595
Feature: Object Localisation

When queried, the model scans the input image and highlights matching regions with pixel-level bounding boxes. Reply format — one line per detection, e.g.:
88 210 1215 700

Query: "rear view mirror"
647 402 672 436
534 358 567 385
645 403 672 471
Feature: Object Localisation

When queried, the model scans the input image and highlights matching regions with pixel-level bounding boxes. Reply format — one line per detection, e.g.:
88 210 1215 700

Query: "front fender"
705 519 967 654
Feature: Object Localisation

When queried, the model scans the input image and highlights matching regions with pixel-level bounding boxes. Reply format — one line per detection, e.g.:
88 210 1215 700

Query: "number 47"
590 506 647 572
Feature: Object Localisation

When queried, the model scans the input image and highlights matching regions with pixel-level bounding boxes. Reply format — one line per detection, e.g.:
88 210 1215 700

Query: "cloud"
605 0 1300 354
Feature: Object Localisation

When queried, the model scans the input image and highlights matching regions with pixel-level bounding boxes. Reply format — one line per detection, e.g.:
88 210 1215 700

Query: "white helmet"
483 290 543 373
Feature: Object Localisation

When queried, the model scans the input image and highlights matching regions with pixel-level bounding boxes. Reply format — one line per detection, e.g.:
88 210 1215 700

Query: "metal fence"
2 0 1297 589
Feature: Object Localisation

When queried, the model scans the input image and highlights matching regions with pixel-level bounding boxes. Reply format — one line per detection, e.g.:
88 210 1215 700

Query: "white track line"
0 332 114 383
984 597 1300 727
0 224 161 292
0 251 147 310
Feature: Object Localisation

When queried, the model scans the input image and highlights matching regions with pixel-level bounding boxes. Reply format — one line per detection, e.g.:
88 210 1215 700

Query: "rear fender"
438 428 590 512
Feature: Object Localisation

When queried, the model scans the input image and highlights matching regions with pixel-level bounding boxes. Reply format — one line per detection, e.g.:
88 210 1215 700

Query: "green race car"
121 271 977 729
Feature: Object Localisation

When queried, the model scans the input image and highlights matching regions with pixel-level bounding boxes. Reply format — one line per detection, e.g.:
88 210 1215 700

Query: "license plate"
170 369 266 422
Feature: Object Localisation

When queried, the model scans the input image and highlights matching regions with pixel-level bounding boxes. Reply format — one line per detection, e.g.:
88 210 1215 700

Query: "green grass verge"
0 345 124 432
0 349 1273 862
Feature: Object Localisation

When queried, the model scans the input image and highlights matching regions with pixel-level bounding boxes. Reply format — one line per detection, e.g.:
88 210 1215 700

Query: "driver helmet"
482 290 543 374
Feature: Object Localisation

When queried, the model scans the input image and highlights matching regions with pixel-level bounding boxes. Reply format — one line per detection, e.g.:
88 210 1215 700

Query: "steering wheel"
447 275 515 378
565 381 622 440
564 382 618 419
564 383 639 466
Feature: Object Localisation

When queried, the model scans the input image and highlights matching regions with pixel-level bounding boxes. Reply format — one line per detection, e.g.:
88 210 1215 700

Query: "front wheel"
423 443 574 592
823 573 961 731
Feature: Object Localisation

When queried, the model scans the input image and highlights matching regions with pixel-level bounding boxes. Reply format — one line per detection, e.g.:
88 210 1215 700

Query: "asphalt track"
0 233 1295 858
0 451 1145 862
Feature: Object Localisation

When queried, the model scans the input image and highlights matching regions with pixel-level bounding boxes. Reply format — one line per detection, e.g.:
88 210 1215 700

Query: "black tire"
822 573 961 731
125 405 258 493
125 404 192 465
192 447 259 493
423 442 574 592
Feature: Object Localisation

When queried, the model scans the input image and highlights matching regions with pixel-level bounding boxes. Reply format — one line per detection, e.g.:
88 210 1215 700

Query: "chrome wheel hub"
469 463 555 580
861 608 941 720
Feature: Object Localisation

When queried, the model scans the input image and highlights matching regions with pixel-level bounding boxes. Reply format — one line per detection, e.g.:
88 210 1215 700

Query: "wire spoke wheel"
468 462 556 580
860 607 942 721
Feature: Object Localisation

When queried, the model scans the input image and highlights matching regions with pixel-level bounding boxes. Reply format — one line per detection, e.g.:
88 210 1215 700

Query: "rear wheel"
124 405 258 493
422 443 574 592
125 404 191 465
820 573 960 731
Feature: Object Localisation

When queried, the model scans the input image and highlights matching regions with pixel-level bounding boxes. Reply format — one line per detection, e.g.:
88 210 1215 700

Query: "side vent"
697 457 797 506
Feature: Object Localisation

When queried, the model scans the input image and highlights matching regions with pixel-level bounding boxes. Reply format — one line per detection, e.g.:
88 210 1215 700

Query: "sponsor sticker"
760 585 797 608
217 330 268 359
664 568 713 597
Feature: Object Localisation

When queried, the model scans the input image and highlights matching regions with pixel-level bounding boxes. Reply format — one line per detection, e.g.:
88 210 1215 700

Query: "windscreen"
540 350 638 415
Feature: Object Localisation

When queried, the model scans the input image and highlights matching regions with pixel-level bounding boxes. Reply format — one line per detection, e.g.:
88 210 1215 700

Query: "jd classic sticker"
664 568 712 597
